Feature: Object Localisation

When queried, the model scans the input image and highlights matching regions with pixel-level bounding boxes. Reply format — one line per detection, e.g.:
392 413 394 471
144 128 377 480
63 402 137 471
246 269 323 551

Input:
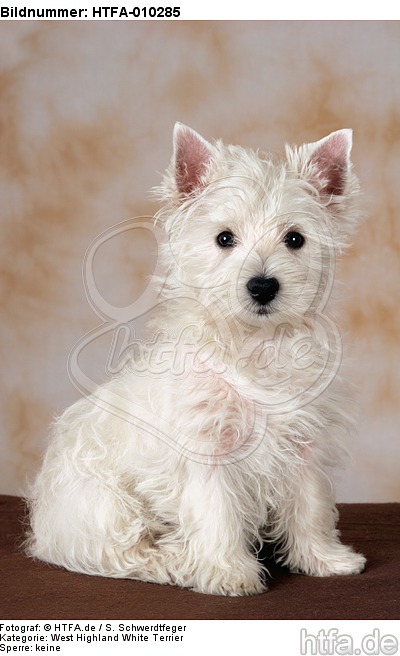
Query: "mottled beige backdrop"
1 21 399 500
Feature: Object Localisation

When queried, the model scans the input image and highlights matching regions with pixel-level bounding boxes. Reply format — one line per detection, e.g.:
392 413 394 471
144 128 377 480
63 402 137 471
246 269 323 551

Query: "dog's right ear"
168 123 216 199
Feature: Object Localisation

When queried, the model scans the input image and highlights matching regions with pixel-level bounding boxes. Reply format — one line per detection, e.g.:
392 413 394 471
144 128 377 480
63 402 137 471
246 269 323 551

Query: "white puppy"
27 124 366 595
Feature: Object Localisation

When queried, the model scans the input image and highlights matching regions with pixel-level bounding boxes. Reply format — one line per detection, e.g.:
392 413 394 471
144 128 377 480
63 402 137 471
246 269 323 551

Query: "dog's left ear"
169 123 216 198
305 129 353 197
289 129 361 243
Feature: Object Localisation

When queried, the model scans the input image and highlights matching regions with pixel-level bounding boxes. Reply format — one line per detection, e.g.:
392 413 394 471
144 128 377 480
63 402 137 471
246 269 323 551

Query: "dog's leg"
165 464 266 596
28 467 172 585
274 460 366 576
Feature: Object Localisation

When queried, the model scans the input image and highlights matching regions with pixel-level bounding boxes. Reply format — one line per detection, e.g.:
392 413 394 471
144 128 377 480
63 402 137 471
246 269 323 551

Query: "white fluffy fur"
27 124 366 595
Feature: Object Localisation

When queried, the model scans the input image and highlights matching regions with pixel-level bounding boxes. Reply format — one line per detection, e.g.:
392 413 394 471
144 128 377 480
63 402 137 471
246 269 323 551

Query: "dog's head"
155 123 361 328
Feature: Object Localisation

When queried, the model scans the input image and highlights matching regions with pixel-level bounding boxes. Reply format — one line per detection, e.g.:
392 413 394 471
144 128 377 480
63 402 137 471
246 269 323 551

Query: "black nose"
247 276 279 306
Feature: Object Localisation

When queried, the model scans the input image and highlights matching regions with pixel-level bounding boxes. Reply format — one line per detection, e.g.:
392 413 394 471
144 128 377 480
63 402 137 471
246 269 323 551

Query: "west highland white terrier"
28 124 366 595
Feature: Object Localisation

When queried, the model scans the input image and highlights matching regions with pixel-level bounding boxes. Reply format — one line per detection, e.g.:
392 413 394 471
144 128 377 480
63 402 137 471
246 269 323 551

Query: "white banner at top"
0 1 398 20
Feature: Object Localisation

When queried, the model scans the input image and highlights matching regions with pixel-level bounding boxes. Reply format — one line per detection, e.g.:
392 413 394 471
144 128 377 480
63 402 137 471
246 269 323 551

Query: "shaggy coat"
27 125 365 595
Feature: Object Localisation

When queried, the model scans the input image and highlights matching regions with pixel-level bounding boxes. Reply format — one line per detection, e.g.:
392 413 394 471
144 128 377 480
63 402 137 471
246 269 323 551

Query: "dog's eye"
216 231 235 248
284 231 305 250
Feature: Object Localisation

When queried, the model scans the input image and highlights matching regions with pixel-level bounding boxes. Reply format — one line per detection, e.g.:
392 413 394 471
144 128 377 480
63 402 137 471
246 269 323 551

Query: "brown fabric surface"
0 496 399 620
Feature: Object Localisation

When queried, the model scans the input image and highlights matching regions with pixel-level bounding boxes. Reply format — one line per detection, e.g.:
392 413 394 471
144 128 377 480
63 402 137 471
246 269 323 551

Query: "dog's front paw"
318 548 366 576
293 544 366 577
193 566 267 596
213 575 267 597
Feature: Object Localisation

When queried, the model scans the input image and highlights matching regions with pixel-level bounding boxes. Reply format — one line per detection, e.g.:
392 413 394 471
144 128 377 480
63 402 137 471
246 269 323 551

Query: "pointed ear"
172 123 216 196
307 129 353 196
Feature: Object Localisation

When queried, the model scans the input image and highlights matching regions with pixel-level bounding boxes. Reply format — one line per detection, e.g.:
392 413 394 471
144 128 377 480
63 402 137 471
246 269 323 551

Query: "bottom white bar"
0 620 398 655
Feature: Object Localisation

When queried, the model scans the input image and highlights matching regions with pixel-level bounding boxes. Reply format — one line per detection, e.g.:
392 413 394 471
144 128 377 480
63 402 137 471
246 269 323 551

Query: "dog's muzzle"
247 276 279 306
